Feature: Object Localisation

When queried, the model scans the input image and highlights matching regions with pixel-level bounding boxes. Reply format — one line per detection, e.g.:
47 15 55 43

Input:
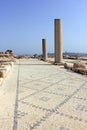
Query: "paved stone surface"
0 59 87 130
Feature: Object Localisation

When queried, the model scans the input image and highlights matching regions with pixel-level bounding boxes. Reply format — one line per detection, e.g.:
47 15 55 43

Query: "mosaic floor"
0 59 87 130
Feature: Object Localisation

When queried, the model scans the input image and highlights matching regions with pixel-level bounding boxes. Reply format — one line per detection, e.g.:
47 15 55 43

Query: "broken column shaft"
54 19 62 63
42 39 47 61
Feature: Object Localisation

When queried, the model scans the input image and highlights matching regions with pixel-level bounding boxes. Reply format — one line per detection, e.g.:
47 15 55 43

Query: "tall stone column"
54 19 62 63
42 39 47 61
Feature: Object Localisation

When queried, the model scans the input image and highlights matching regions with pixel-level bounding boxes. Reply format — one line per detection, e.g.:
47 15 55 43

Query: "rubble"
73 61 86 69
64 61 87 75
0 51 15 85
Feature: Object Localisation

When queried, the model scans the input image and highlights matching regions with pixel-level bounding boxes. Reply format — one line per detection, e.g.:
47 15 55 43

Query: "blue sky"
0 0 87 55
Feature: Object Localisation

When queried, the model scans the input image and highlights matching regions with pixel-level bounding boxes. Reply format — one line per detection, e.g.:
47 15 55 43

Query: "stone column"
54 19 62 63
42 39 47 60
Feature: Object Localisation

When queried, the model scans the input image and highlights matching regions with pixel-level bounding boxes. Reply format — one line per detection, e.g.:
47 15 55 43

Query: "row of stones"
64 62 87 75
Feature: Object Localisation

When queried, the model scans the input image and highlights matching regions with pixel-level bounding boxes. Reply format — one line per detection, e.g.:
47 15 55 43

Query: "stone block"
0 78 3 85
64 63 73 69
0 69 7 78
73 62 86 69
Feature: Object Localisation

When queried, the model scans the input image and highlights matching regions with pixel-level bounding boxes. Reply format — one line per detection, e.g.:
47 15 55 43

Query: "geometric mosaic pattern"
0 59 87 130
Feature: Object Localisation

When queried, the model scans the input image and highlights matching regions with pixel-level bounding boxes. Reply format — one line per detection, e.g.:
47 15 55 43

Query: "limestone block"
64 63 73 69
74 68 87 75
73 62 86 69
4 65 11 74
0 69 7 78
9 62 14 67
0 65 11 74
0 78 3 85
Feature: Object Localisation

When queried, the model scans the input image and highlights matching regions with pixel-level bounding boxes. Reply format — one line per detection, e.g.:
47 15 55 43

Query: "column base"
54 62 64 66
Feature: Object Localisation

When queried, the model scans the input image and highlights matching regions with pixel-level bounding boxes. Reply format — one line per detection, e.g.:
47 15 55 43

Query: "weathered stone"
64 63 73 69
0 69 7 78
54 19 62 63
64 62 87 75
42 39 47 61
73 62 86 69
0 78 3 85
